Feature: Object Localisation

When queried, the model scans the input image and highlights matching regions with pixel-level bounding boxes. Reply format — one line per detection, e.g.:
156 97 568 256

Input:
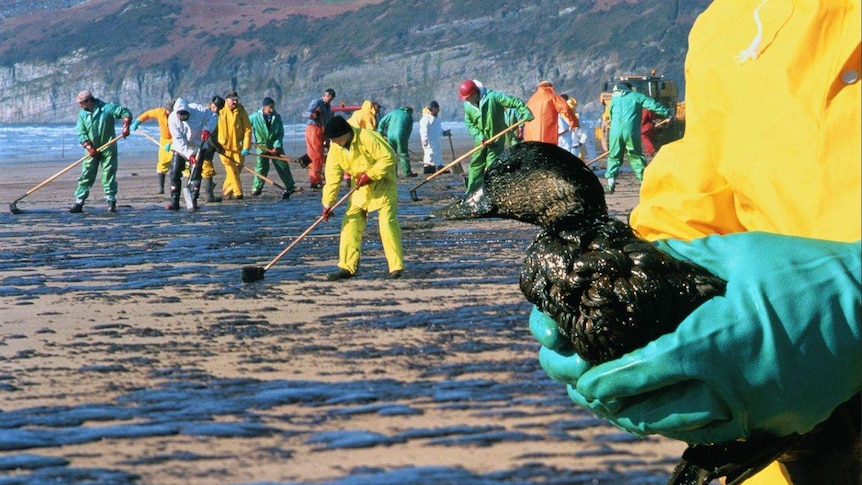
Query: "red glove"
321 206 333 222
201 130 211 142
355 173 371 187
188 154 197 167
82 140 99 158
121 117 131 138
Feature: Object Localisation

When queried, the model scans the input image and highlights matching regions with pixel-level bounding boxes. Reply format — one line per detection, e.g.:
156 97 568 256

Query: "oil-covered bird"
437 141 726 365
435 141 859 485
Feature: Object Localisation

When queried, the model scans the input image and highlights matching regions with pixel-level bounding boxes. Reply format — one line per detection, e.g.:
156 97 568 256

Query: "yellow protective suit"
323 126 404 275
217 103 252 198
347 100 378 130
523 81 578 144
136 107 173 174
630 1 860 483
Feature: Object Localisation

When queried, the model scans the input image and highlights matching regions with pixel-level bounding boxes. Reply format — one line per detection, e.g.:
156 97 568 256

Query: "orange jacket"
137 107 172 140
523 83 578 144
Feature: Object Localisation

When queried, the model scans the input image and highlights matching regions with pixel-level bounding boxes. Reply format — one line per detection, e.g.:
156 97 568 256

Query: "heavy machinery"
596 71 686 153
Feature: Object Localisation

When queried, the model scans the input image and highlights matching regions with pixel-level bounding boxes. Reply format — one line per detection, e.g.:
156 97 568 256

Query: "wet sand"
0 138 682 485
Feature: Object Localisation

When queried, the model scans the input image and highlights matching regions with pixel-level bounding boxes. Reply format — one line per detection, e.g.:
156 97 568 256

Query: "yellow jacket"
348 100 378 130
323 127 398 212
217 103 252 163
136 107 172 139
631 0 860 244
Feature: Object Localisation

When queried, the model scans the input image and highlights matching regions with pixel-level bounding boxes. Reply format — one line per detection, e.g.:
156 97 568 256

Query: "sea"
0 119 599 165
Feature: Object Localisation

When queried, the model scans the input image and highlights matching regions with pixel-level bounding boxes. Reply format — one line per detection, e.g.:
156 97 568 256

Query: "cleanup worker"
70 89 132 213
523 80 578 145
377 105 416 177
529 1 860 484
302 88 335 190
217 90 252 199
131 99 174 194
460 79 533 194
321 116 404 281
419 100 444 174
165 97 218 211
347 100 379 130
200 95 225 203
249 97 295 199
604 82 670 193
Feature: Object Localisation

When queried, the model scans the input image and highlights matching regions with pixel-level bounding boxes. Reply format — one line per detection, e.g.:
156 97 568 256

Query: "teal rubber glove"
532 232 861 445
241 148 250 157
130 119 140 131
163 142 172 152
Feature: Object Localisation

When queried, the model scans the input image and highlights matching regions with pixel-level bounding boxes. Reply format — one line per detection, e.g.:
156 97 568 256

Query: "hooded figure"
605 83 671 193
419 101 444 173
523 81 578 144
377 106 415 177
165 97 218 210
348 100 379 130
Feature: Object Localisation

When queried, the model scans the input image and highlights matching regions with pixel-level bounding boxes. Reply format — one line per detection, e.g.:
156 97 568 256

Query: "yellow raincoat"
630 1 860 482
323 126 403 274
347 100 378 130
136 107 173 174
217 103 252 198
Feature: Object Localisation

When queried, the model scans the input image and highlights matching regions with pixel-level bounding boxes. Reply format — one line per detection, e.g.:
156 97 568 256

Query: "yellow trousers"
337 201 403 274
220 153 244 198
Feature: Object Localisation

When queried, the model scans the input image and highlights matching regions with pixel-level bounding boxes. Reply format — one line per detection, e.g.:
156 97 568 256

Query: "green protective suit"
377 106 414 175
249 108 295 193
463 88 533 193
75 99 132 202
606 84 670 182
323 127 404 275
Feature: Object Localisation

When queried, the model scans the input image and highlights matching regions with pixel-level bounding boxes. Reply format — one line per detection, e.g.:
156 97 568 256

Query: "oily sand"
0 137 685 485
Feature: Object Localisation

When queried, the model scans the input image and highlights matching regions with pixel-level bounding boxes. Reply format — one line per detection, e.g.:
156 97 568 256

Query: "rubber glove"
241 148 250 157
321 206 333 222
81 140 100 159
533 232 861 445
121 117 131 138
130 119 140 131
355 173 371 187
201 130 211 142
163 142 172 152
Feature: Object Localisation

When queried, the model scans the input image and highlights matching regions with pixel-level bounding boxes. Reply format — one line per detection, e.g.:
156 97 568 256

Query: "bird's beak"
432 186 498 220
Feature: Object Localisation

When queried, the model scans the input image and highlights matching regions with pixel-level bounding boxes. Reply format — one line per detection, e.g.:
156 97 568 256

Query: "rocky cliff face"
0 0 709 124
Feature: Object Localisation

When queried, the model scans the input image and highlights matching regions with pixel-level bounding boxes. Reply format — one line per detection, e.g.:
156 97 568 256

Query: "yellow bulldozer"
595 71 686 153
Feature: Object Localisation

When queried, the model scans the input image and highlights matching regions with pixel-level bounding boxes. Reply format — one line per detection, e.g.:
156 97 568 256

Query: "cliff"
0 0 710 124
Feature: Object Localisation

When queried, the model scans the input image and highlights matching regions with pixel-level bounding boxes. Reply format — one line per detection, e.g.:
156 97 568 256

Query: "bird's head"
438 142 608 227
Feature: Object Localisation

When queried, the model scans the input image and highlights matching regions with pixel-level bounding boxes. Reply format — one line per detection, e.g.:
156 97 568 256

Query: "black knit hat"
211 95 225 110
324 116 351 138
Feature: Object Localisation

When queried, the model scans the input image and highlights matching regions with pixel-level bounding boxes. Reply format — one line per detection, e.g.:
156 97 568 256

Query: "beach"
0 137 682 485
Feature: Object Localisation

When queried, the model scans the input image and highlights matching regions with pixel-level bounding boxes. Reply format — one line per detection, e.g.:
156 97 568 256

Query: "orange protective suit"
523 81 578 144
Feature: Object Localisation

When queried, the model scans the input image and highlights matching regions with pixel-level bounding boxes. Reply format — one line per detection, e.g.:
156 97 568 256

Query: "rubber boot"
204 177 221 203
166 193 180 211
157 173 166 194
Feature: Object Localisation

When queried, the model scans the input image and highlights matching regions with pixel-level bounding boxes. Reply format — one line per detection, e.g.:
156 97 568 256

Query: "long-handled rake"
241 187 357 283
9 135 124 214
409 122 523 201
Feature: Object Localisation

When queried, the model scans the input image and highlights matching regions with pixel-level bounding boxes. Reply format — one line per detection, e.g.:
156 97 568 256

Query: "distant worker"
604 82 670 194
302 88 336 189
567 96 589 160
556 94 576 153
419 100 444 174
249 97 295 199
377 105 416 177
165 97 218 211
217 90 252 199
69 90 132 214
320 116 405 281
459 79 533 194
347 100 379 130
201 95 225 203
523 80 578 144
640 108 659 158
131 99 174 194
